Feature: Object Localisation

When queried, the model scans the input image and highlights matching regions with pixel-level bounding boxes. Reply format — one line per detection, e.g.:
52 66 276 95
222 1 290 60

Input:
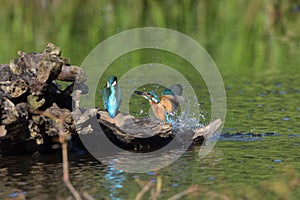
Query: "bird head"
106 75 118 88
135 90 160 104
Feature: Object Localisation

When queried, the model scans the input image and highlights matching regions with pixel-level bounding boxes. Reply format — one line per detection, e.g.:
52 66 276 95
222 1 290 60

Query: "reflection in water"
104 159 125 200
0 134 299 199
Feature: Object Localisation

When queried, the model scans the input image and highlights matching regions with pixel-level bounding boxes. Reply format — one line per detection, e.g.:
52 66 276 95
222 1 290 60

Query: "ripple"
207 177 215 181
278 90 287 95
218 132 279 142
288 134 300 137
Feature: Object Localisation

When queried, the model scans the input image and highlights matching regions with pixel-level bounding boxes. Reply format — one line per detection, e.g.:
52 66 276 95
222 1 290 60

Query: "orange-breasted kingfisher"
100 75 122 118
135 84 183 123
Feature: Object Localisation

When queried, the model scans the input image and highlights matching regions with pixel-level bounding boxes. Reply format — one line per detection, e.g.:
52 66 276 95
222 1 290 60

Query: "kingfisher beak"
135 90 150 100
134 90 145 96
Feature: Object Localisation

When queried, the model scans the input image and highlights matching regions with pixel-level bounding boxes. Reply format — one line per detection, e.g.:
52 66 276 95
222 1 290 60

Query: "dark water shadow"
218 132 280 142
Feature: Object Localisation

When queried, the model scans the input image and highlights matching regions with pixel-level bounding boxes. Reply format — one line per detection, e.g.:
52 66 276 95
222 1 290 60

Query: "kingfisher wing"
100 87 110 110
163 84 183 96
115 85 122 108
160 95 180 113
162 88 174 96
161 84 184 113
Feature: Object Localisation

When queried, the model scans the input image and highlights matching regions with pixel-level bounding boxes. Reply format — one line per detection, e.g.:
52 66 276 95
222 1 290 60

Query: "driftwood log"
98 110 222 151
0 43 87 155
0 44 222 155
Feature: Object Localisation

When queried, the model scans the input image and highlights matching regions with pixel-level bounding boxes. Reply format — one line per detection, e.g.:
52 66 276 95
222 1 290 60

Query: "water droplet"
9 193 18 198
258 92 267 96
115 184 123 188
146 171 155 176
225 86 231 90
278 90 287 95
282 117 290 121
8 192 27 198
273 159 282 163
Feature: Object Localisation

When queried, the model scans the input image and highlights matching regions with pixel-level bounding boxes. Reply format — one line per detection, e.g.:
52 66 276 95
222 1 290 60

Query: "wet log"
0 43 222 155
98 110 173 140
97 110 222 151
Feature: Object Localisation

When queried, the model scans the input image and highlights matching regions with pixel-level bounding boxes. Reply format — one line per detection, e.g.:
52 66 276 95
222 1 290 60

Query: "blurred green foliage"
1 0 300 71
0 0 299 131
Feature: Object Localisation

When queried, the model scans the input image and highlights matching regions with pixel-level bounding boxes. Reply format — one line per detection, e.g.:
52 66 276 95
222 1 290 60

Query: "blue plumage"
100 75 122 118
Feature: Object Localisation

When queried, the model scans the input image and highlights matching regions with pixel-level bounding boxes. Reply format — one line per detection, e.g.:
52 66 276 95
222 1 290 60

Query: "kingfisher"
100 75 122 118
135 84 183 122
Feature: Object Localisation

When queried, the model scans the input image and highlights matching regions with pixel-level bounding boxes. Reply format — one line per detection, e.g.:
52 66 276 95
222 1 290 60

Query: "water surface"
0 1 300 199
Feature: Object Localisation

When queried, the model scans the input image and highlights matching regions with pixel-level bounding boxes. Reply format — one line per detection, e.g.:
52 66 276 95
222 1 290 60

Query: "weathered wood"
58 65 87 83
97 110 221 151
0 126 6 137
0 43 87 155
0 43 222 155
0 97 19 125
192 119 222 144
99 110 173 138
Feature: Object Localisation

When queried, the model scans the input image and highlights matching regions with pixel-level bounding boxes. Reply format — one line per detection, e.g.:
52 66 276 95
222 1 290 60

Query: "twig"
35 109 83 200
167 185 230 200
135 177 147 188
135 180 154 200
167 185 200 200
62 138 82 200
150 176 162 200
82 192 96 200
73 90 81 110
33 104 86 200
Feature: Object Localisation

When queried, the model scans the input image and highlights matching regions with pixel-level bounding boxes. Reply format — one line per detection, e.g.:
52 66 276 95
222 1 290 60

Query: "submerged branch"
62 142 82 200
135 179 154 200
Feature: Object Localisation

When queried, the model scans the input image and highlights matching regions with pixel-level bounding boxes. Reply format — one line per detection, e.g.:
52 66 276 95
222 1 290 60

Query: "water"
0 134 299 199
1 0 300 199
